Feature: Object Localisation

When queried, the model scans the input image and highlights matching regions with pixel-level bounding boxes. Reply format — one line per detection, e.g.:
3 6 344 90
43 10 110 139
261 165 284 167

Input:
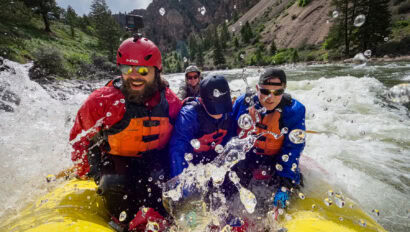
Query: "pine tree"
220 21 230 49
66 6 77 38
90 0 122 62
330 0 391 57
23 0 59 32
188 34 198 61
196 45 204 67
240 21 253 44
354 0 391 52
213 39 226 67
234 37 240 48
270 39 277 55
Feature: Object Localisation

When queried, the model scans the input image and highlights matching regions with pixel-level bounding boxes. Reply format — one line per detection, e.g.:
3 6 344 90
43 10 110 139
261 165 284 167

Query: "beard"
121 76 159 105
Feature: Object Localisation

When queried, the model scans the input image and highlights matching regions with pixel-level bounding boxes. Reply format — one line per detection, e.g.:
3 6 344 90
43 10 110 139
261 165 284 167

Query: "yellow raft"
0 179 386 232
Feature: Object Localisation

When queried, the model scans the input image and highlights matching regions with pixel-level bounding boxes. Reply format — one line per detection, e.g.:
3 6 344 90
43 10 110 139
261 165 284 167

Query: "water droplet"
245 96 250 103
282 154 289 162
238 114 253 130
184 153 193 162
359 219 366 227
225 19 229 23
324 198 333 206
159 8 166 16
120 99 125 103
123 195 128 200
384 37 389 42
147 188 152 193
354 14 366 27
159 175 164 180
339 217 344 221
148 177 153 182
146 221 160 231
372 209 380 216
332 11 339 18
289 129 306 144
215 144 224 153
276 164 283 171
119 211 127 222
298 192 305 200
157 198 162 202
199 6 206 15
312 204 316 209
261 171 267 176
106 112 112 117
291 163 297 172
364 49 372 57
278 208 284 215
328 190 334 197
190 139 201 149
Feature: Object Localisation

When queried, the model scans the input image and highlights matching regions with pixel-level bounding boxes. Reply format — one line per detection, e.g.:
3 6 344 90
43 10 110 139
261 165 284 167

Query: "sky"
56 0 153 15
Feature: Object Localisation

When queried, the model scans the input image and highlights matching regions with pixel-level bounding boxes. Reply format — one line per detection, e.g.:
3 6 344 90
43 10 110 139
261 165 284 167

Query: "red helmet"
116 37 162 71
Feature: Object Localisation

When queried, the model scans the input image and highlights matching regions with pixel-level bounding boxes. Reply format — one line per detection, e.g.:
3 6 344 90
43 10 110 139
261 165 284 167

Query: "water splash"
159 8 166 16
354 14 366 27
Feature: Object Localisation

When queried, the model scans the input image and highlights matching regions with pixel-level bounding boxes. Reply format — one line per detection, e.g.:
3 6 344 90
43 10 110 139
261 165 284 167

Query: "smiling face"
121 66 158 104
186 72 200 87
256 77 285 111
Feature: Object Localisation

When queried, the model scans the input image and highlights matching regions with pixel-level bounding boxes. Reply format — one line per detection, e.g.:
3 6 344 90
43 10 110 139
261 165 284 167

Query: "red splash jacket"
69 79 182 177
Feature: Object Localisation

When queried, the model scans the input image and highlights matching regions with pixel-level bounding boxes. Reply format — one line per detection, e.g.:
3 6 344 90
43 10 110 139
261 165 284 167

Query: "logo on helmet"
126 59 139 64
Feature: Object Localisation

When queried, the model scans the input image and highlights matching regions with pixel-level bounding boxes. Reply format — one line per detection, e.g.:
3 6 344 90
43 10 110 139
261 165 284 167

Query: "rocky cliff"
126 0 259 52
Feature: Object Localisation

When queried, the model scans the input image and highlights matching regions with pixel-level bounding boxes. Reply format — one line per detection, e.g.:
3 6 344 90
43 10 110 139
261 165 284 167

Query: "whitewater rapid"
0 59 409 231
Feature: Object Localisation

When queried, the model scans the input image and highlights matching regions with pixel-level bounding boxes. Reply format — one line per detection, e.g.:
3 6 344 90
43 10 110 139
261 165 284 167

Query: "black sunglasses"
259 88 285 96
187 75 199 80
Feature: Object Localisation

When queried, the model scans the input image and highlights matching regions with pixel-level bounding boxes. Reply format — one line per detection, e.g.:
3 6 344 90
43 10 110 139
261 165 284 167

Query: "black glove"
87 147 103 184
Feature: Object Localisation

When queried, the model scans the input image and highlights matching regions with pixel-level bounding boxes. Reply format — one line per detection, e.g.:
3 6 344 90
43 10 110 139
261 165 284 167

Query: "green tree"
270 39 277 55
329 0 391 57
90 0 122 62
188 34 198 60
234 37 240 48
23 0 59 32
354 0 391 52
213 39 226 67
220 21 230 49
196 45 204 67
240 21 253 44
66 5 78 38
298 0 311 7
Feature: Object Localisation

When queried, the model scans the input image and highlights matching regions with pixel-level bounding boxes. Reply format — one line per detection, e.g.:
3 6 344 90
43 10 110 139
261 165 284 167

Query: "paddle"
46 166 75 182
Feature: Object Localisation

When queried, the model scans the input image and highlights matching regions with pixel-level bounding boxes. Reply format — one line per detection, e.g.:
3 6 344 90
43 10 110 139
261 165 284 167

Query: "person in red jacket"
69 35 182 231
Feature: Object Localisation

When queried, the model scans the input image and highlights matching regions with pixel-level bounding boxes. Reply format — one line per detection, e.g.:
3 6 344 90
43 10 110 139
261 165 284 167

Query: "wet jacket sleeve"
274 99 306 185
69 90 107 177
230 94 249 136
169 105 199 178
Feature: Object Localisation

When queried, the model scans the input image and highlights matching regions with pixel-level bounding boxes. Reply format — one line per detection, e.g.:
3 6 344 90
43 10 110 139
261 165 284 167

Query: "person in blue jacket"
230 68 306 211
169 75 233 178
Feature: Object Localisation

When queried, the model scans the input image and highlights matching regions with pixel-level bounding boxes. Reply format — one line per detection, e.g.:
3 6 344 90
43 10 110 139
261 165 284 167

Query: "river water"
0 59 409 231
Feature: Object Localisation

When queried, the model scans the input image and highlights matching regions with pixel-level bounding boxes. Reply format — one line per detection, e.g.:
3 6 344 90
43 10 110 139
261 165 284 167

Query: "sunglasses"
187 75 199 80
119 65 150 76
259 87 285 96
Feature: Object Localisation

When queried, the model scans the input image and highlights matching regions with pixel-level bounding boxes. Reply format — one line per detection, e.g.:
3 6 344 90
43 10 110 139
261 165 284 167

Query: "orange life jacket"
105 90 174 157
249 107 284 156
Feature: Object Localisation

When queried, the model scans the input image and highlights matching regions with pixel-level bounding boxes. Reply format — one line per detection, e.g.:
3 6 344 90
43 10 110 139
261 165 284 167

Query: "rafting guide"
69 34 182 231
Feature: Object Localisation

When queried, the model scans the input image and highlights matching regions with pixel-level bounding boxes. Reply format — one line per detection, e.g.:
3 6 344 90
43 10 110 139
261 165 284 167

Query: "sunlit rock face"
124 0 259 52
